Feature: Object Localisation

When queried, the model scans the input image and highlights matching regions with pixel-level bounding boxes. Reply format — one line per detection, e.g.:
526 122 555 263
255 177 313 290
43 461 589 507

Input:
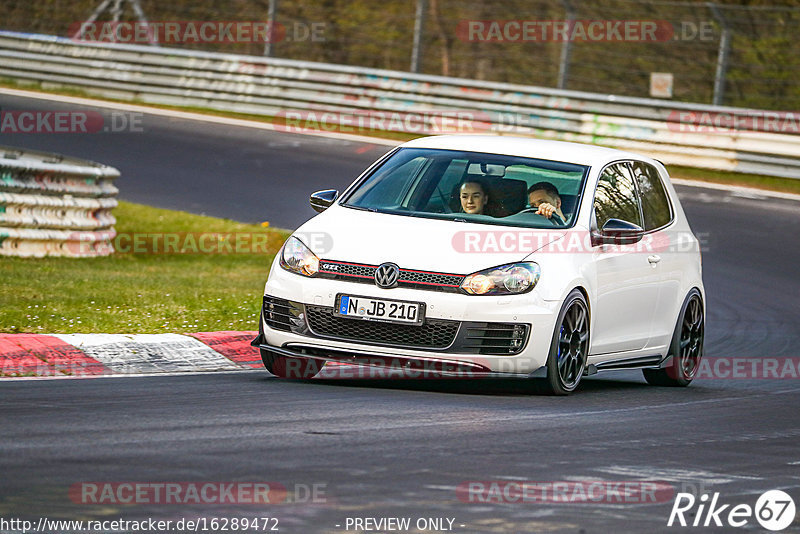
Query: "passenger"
459 179 489 215
528 181 566 221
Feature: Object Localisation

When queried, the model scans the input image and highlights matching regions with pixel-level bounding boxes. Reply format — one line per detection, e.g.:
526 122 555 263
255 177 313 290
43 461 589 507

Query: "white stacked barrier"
0 147 119 257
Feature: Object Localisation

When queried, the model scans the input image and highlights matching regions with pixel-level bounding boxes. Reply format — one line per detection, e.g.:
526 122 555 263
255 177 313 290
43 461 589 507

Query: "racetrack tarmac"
2 92 800 533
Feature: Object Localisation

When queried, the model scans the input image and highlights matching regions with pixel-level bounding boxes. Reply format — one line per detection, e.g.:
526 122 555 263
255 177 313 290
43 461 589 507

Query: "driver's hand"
535 202 557 218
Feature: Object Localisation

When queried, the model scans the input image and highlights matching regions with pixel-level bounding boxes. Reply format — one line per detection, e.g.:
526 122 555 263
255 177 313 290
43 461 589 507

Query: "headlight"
460 262 540 295
279 236 319 277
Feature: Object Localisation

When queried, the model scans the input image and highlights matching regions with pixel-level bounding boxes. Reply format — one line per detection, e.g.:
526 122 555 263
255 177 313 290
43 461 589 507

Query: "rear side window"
632 161 673 230
593 163 642 229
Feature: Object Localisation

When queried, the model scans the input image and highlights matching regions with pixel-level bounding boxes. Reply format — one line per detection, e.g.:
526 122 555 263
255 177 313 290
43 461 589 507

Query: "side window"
632 161 673 230
593 163 642 229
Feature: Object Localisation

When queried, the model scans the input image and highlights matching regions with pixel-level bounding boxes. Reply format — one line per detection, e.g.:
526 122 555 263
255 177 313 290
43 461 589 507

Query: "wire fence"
1 0 799 110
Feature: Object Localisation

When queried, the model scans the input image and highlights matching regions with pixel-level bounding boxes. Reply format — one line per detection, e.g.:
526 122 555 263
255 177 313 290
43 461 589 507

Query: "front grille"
400 270 463 287
317 260 464 292
303 305 529 355
455 322 530 355
305 305 459 349
325 262 374 279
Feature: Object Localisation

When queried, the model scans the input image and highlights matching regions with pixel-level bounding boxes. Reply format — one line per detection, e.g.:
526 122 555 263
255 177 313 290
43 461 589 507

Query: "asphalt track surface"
2 93 800 533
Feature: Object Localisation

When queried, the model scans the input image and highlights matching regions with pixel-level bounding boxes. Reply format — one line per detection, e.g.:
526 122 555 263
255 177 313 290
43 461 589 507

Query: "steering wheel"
517 207 566 226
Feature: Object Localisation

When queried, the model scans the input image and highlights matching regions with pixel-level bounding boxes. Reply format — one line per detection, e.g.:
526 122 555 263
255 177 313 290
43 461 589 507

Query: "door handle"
647 255 661 264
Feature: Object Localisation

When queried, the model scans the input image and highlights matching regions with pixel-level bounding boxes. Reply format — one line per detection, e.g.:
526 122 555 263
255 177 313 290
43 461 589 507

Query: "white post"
410 0 427 73
709 3 731 106
264 0 278 57
557 0 576 89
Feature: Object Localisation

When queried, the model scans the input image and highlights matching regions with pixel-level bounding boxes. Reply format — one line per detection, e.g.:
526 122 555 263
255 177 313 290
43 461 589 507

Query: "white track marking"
593 466 763 484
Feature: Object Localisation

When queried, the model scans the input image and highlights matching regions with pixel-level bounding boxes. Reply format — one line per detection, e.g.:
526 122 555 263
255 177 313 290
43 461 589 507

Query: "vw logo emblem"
375 263 400 288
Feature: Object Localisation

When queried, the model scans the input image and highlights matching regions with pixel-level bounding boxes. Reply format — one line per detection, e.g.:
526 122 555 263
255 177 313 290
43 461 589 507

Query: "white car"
252 135 705 394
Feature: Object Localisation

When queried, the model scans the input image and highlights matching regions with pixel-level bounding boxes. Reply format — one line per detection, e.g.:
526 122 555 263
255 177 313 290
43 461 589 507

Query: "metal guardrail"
0 145 119 257
0 31 798 179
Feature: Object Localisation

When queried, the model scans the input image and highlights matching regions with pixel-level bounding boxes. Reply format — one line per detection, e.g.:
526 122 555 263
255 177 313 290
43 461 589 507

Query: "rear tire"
643 289 704 387
539 289 590 396
260 350 321 379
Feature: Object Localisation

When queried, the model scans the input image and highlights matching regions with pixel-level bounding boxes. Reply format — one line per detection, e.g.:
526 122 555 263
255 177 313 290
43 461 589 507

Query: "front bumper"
257 270 561 375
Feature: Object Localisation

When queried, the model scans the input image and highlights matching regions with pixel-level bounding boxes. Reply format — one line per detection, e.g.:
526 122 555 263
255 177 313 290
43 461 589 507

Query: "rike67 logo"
668 490 796 531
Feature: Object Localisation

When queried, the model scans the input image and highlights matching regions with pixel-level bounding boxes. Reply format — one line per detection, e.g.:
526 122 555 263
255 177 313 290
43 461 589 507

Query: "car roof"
400 135 657 169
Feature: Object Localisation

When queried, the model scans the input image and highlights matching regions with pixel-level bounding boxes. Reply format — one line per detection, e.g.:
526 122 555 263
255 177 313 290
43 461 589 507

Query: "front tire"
260 350 321 379
643 289 704 387
539 289 590 395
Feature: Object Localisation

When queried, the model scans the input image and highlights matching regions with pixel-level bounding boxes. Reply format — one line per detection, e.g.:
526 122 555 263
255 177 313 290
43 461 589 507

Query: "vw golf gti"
252 135 705 394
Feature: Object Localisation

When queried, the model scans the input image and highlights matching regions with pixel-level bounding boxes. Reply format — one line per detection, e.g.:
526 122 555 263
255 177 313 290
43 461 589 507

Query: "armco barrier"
0 31 799 179
0 146 119 257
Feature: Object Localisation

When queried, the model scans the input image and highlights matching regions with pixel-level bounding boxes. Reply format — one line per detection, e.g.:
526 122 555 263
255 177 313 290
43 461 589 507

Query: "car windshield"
342 148 589 228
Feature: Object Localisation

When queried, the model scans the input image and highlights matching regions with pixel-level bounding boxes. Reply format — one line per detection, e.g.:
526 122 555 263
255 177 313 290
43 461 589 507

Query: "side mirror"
592 218 644 246
309 189 339 213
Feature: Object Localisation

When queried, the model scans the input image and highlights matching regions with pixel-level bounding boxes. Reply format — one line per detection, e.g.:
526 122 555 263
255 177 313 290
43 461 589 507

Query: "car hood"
293 205 566 274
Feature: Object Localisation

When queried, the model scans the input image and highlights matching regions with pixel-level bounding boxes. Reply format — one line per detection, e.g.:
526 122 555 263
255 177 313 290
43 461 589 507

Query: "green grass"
0 201 290 334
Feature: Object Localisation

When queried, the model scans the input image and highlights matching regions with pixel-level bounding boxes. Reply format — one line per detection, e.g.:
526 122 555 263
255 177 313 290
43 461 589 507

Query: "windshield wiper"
344 204 378 213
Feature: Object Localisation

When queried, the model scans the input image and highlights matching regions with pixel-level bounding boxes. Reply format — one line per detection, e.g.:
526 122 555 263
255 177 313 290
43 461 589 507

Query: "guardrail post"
128 0 158 45
709 2 731 106
111 0 123 22
264 0 279 57
557 0 576 89
73 0 158 46
410 0 427 73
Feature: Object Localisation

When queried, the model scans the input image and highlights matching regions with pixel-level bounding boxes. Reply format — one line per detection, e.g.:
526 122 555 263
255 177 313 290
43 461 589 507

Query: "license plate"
335 294 425 325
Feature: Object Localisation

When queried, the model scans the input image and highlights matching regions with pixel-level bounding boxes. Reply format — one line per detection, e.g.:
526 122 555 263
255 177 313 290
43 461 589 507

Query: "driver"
527 181 566 221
